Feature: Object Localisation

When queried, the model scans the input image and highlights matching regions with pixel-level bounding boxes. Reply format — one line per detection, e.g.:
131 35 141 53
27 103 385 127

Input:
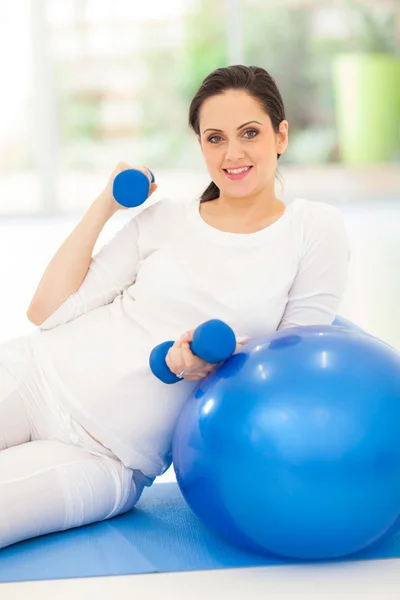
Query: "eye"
207 128 259 144
243 128 259 139
207 133 223 144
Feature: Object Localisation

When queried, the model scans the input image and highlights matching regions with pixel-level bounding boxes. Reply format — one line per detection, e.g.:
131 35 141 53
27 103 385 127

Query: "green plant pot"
333 53 400 165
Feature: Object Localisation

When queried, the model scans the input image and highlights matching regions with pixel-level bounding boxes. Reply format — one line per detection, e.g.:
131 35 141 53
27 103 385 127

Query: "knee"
105 461 145 518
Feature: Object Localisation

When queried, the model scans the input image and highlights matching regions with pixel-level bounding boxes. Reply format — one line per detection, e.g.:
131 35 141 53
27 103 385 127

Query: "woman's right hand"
101 162 158 215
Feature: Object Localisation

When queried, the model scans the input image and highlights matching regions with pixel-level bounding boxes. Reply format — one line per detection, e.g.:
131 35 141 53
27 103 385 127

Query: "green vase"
333 53 400 165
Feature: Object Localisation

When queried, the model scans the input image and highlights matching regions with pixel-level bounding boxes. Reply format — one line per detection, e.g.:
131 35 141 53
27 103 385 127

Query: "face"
197 89 288 199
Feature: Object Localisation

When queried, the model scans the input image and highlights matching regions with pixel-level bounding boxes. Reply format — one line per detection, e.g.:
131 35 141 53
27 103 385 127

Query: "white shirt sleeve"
39 216 140 330
277 203 351 330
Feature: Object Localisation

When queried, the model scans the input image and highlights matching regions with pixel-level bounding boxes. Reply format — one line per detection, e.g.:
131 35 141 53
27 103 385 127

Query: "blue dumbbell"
113 168 155 208
149 319 237 384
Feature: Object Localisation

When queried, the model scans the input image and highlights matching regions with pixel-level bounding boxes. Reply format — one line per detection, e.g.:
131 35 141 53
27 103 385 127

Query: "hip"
1 333 116 459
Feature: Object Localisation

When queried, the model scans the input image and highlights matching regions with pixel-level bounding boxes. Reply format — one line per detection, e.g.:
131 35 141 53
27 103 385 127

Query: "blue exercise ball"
172 325 400 561
333 315 365 332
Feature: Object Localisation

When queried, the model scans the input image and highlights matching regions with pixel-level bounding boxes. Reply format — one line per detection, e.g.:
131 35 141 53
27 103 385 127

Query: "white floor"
1 197 400 597
1 559 400 600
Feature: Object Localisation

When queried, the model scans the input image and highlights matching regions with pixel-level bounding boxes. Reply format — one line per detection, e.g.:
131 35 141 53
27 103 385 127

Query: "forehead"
199 89 267 130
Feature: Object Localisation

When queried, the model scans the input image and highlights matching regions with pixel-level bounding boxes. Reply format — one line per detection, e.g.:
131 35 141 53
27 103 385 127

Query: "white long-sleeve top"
29 196 350 478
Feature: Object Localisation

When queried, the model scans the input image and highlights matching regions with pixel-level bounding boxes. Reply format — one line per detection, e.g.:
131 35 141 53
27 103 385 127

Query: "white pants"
0 336 149 550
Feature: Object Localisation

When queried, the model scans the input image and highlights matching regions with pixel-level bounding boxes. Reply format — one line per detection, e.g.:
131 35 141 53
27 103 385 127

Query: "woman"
0 65 350 549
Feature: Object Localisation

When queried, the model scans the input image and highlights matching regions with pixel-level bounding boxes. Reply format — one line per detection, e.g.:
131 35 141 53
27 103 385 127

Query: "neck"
216 185 282 219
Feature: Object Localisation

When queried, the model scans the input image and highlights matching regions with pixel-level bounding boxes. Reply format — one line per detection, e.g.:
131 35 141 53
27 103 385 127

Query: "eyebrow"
202 120 263 134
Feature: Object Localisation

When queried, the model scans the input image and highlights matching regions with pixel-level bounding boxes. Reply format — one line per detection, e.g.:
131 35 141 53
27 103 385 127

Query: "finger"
164 350 175 372
138 165 153 184
172 334 186 350
165 345 184 374
185 369 212 381
198 369 211 378
149 183 158 196
181 342 198 370
184 329 195 342
183 374 199 381
117 161 132 172
180 330 192 343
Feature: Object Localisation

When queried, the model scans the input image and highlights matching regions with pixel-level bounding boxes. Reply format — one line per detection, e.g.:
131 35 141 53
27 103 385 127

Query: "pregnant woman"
0 64 350 549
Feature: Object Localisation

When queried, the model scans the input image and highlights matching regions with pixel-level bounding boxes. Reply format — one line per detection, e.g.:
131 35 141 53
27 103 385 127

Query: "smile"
223 166 253 180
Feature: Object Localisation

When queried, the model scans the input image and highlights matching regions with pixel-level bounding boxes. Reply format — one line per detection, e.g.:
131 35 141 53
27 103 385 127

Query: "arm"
27 163 157 329
277 204 350 330
36 214 141 330
27 194 117 327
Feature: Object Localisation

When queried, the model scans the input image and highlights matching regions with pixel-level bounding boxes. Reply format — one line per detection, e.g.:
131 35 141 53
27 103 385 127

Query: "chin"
222 185 255 198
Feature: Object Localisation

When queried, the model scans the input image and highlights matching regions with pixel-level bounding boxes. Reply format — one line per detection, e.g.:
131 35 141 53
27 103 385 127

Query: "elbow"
27 295 75 330
26 302 46 327
26 308 42 327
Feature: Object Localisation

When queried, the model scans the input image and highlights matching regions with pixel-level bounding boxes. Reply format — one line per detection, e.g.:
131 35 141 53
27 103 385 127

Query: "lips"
223 166 253 181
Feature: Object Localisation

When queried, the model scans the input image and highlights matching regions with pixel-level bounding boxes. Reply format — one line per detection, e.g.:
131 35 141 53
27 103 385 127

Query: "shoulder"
290 197 345 223
135 197 186 229
290 198 348 237
131 198 191 251
288 198 350 263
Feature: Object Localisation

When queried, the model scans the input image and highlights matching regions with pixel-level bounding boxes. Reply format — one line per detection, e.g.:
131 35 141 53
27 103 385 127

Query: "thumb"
183 329 194 342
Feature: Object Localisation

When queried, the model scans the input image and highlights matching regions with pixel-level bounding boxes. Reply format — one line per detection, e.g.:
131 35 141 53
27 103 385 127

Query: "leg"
1 334 76 451
0 439 143 550
0 362 31 451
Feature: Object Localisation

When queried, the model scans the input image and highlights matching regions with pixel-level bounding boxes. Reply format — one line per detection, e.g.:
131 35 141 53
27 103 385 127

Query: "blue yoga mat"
0 482 399 584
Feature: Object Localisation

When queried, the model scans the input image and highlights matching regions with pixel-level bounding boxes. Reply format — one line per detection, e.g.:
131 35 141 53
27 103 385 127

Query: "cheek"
202 144 218 164
255 137 276 158
255 140 280 171
202 149 224 178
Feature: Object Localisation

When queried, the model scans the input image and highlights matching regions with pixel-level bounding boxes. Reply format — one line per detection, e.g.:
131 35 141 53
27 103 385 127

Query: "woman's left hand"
165 329 215 381
165 329 243 382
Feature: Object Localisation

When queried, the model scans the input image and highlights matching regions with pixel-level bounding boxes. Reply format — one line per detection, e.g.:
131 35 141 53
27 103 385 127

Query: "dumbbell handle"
149 319 237 384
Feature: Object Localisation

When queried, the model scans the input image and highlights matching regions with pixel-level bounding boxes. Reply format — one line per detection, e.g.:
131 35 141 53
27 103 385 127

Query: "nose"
225 139 245 162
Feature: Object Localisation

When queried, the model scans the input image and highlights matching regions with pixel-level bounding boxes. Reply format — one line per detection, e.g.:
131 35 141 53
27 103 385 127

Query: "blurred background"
1 0 400 350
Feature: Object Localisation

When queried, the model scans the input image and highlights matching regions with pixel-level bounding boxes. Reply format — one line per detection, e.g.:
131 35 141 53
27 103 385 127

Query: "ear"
276 120 289 155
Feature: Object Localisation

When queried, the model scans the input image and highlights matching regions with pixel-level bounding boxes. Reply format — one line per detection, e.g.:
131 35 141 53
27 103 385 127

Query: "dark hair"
188 65 286 203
